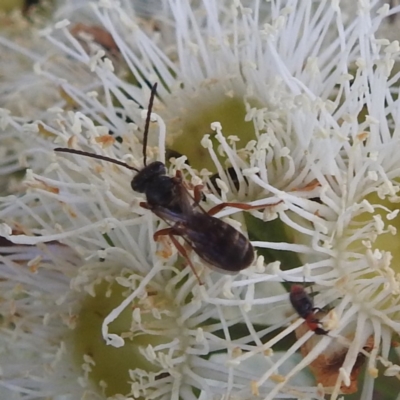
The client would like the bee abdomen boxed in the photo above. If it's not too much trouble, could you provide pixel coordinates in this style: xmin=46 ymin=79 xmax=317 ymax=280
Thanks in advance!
xmin=188 ymin=215 xmax=255 ymax=273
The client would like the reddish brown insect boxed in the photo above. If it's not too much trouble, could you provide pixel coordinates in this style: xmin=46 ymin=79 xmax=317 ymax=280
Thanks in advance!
xmin=289 ymin=284 xmax=328 ymax=335
xmin=55 ymin=83 xmax=282 ymax=283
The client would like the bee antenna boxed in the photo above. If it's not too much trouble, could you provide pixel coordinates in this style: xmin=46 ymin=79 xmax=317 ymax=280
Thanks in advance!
xmin=54 ymin=148 xmax=140 ymax=172
xmin=142 ymin=82 xmax=158 ymax=167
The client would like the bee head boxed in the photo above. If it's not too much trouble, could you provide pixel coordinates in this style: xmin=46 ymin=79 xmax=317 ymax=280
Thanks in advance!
xmin=131 ymin=161 xmax=166 ymax=193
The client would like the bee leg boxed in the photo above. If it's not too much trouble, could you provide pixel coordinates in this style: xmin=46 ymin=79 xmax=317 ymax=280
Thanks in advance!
xmin=153 ymin=227 xmax=174 ymax=240
xmin=173 ymin=170 xmax=205 ymax=206
xmin=193 ymin=184 xmax=205 ymax=205
xmin=168 ymin=235 xmax=204 ymax=285
xmin=153 ymin=228 xmax=204 ymax=285
xmin=173 ymin=170 xmax=184 ymax=182
xmin=139 ymin=201 xmax=152 ymax=210
xmin=206 ymin=200 xmax=283 ymax=216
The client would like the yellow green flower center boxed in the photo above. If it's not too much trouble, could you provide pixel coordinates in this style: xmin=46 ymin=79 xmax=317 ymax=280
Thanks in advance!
xmin=71 ymin=281 xmax=168 ymax=398
xmin=348 ymin=192 xmax=400 ymax=273
xmin=166 ymin=95 xmax=256 ymax=172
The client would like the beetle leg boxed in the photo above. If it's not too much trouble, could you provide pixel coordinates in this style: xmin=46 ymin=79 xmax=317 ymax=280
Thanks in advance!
xmin=305 ymin=314 xmax=329 ymax=335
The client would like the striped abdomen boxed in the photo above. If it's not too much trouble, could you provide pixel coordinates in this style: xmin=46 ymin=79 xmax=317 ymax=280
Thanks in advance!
xmin=181 ymin=213 xmax=255 ymax=273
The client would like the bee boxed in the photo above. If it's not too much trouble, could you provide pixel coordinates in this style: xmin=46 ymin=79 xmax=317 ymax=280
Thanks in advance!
xmin=289 ymin=284 xmax=328 ymax=335
xmin=55 ymin=83 xmax=281 ymax=283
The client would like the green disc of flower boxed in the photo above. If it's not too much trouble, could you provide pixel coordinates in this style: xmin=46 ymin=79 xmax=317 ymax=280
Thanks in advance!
xmin=246 ymin=213 xmax=303 ymax=270
xmin=71 ymin=281 xmax=166 ymax=398
xmin=167 ymin=96 xmax=255 ymax=172
xmin=349 ymin=191 xmax=400 ymax=275
xmin=0 ymin=0 xmax=24 ymax=12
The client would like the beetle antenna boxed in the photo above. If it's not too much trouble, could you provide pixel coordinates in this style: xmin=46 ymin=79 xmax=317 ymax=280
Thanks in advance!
xmin=142 ymin=82 xmax=158 ymax=167
xmin=54 ymin=148 xmax=140 ymax=172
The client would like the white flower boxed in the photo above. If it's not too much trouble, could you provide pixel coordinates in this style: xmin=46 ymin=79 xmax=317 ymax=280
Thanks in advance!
xmin=0 ymin=239 xmax=86 ymax=399
xmin=1 ymin=0 xmax=400 ymax=399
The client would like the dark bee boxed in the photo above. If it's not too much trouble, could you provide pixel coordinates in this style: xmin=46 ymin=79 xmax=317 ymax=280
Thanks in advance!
xmin=289 ymin=284 xmax=328 ymax=335
xmin=55 ymin=83 xmax=281 ymax=282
